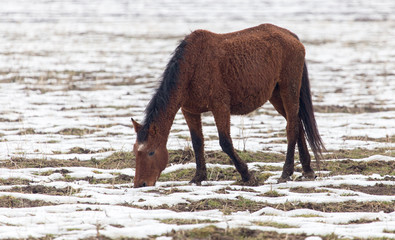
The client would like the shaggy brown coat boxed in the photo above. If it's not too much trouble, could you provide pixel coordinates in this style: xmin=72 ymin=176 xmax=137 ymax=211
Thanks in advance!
xmin=132 ymin=24 xmax=325 ymax=187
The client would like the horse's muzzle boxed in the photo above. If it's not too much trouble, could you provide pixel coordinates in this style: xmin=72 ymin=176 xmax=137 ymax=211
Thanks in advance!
xmin=134 ymin=180 xmax=156 ymax=188
xmin=134 ymin=181 xmax=146 ymax=188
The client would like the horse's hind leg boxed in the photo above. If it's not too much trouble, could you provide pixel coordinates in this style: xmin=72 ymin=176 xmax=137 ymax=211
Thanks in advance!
xmin=280 ymin=91 xmax=298 ymax=182
xmin=297 ymin=123 xmax=316 ymax=180
xmin=182 ymin=109 xmax=207 ymax=185
xmin=269 ymin=88 xmax=294 ymax=182
xmin=269 ymin=80 xmax=304 ymax=182
xmin=212 ymin=108 xmax=254 ymax=184
xmin=270 ymin=87 xmax=315 ymax=181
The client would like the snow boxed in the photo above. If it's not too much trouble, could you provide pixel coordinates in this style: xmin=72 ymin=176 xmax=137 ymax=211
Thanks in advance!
xmin=0 ymin=0 xmax=394 ymax=239
xmin=0 ymin=165 xmax=394 ymax=238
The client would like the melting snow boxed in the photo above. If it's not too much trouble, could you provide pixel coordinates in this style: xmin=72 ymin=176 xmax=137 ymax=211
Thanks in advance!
xmin=0 ymin=0 xmax=394 ymax=239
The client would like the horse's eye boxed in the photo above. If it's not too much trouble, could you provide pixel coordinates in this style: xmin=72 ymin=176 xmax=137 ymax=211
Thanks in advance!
xmin=148 ymin=151 xmax=155 ymax=156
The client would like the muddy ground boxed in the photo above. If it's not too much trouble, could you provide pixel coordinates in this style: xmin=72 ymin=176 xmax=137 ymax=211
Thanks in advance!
xmin=0 ymin=0 xmax=394 ymax=239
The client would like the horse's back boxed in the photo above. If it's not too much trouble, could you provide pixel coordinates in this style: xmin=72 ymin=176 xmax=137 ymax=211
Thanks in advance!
xmin=182 ymin=24 xmax=305 ymax=115
xmin=217 ymin=24 xmax=304 ymax=59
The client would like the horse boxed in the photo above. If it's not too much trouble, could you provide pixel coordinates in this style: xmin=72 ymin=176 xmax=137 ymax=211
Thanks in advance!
xmin=131 ymin=23 xmax=325 ymax=188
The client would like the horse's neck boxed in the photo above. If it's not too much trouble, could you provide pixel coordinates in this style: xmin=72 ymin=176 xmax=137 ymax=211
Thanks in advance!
xmin=151 ymin=94 xmax=181 ymax=144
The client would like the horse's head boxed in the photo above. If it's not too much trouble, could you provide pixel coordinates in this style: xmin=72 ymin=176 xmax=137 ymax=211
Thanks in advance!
xmin=132 ymin=118 xmax=168 ymax=188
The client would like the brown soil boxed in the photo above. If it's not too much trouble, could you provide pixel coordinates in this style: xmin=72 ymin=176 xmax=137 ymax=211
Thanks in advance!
xmin=321 ymin=159 xmax=395 ymax=176
xmin=314 ymin=105 xmax=395 ymax=114
xmin=2 ymin=185 xmax=80 ymax=196
xmin=165 ymin=226 xmax=308 ymax=240
xmin=140 ymin=199 xmax=395 ymax=214
xmin=289 ymin=187 xmax=331 ymax=193
xmin=0 ymin=196 xmax=56 ymax=208
xmin=326 ymin=183 xmax=395 ymax=196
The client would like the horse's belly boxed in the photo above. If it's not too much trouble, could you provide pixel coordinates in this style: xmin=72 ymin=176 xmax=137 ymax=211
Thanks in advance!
xmin=230 ymin=94 xmax=268 ymax=115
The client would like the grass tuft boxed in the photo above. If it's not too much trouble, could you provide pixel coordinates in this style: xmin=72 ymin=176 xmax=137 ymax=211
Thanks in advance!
xmin=253 ymin=221 xmax=298 ymax=228
xmin=57 ymin=128 xmax=96 ymax=136
xmin=0 ymin=196 xmax=56 ymax=208
xmin=162 ymin=225 xmax=309 ymax=240
xmin=159 ymin=218 xmax=219 ymax=225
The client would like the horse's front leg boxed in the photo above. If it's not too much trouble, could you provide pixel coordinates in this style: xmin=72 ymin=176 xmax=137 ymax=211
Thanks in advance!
xmin=212 ymin=107 xmax=256 ymax=185
xmin=182 ymin=109 xmax=207 ymax=185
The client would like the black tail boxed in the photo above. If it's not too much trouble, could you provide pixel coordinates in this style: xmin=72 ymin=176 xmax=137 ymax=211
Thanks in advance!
xmin=299 ymin=62 xmax=326 ymax=162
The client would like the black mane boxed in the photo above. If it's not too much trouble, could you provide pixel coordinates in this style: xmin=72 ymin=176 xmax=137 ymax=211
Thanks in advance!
xmin=137 ymin=39 xmax=187 ymax=142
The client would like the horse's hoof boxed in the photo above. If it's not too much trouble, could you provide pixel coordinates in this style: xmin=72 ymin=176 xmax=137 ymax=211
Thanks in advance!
xmin=190 ymin=180 xmax=202 ymax=186
xmin=295 ymin=172 xmax=317 ymax=181
xmin=277 ymin=176 xmax=292 ymax=183
xmin=245 ymin=173 xmax=259 ymax=186
xmin=236 ymin=171 xmax=259 ymax=186
xmin=302 ymin=171 xmax=317 ymax=180
xmin=189 ymin=174 xmax=206 ymax=186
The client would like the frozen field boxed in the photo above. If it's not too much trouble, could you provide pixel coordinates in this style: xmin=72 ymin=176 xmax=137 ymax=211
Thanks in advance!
xmin=0 ymin=0 xmax=394 ymax=239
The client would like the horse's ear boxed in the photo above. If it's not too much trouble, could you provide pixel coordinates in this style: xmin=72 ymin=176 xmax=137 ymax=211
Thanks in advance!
xmin=131 ymin=118 xmax=142 ymax=133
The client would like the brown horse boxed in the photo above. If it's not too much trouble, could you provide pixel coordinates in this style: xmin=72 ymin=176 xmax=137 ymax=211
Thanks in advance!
xmin=131 ymin=23 xmax=325 ymax=188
